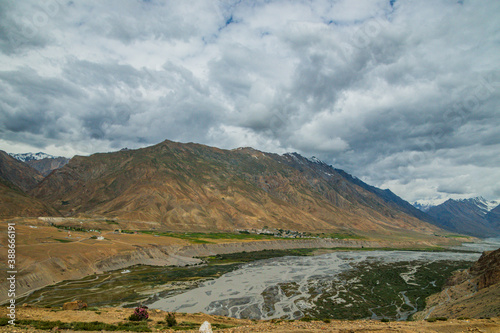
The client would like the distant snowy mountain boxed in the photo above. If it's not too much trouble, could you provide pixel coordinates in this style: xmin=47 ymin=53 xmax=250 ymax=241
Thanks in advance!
xmin=412 ymin=202 xmax=433 ymax=213
xmin=426 ymin=196 xmax=500 ymax=237
xmin=462 ymin=196 xmax=499 ymax=214
xmin=9 ymin=152 xmax=57 ymax=162
xmin=9 ymin=152 xmax=70 ymax=176
xmin=414 ymin=197 xmax=498 ymax=214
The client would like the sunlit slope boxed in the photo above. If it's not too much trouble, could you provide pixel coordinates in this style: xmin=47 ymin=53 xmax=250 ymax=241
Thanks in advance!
xmin=31 ymin=140 xmax=440 ymax=234
xmin=0 ymin=179 xmax=59 ymax=218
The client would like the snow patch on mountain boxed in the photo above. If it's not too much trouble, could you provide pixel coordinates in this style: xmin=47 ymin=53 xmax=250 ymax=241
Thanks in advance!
xmin=307 ymin=156 xmax=322 ymax=164
xmin=9 ymin=152 xmax=59 ymax=162
xmin=458 ymin=197 xmax=499 ymax=214
xmin=414 ymin=196 xmax=499 ymax=214
xmin=412 ymin=202 xmax=433 ymax=213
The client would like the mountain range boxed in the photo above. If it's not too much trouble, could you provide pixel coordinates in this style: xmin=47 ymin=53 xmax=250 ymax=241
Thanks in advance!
xmin=9 ymin=152 xmax=70 ymax=176
xmin=9 ymin=152 xmax=57 ymax=162
xmin=0 ymin=140 xmax=438 ymax=237
xmin=423 ymin=197 xmax=500 ymax=238
xmin=1 ymin=140 xmax=499 ymax=237
xmin=0 ymin=151 xmax=60 ymax=218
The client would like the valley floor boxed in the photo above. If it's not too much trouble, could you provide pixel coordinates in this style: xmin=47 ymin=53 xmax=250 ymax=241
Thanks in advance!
xmin=0 ymin=307 xmax=499 ymax=333
xmin=0 ymin=217 xmax=466 ymax=306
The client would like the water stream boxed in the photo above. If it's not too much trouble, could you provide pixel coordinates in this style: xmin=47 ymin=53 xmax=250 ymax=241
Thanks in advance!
xmin=150 ymin=250 xmax=483 ymax=320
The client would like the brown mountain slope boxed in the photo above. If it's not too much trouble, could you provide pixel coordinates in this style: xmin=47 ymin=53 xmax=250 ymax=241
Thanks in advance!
xmin=27 ymin=156 xmax=70 ymax=176
xmin=31 ymin=140 xmax=440 ymax=235
xmin=0 ymin=150 xmax=44 ymax=191
xmin=414 ymin=248 xmax=500 ymax=319
xmin=0 ymin=178 xmax=59 ymax=218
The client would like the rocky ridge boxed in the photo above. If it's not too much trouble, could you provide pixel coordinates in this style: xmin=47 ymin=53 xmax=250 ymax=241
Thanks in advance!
xmin=414 ymin=248 xmax=500 ymax=319
xmin=29 ymin=140 xmax=440 ymax=236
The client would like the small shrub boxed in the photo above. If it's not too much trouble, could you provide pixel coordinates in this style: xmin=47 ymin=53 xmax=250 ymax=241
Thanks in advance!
xmin=173 ymin=321 xmax=198 ymax=330
xmin=300 ymin=316 xmax=313 ymax=322
xmin=381 ymin=318 xmax=390 ymax=322
xmin=212 ymin=323 xmax=235 ymax=329
xmin=19 ymin=319 xmax=62 ymax=330
xmin=322 ymin=318 xmax=331 ymax=323
xmin=165 ymin=312 xmax=177 ymax=327
xmin=129 ymin=306 xmax=149 ymax=321
xmin=426 ymin=317 xmax=447 ymax=322
xmin=71 ymin=321 xmax=109 ymax=331
xmin=0 ymin=318 xmax=10 ymax=326
xmin=117 ymin=322 xmax=152 ymax=332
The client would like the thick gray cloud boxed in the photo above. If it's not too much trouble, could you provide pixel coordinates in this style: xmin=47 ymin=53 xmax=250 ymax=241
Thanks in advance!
xmin=0 ymin=0 xmax=499 ymax=205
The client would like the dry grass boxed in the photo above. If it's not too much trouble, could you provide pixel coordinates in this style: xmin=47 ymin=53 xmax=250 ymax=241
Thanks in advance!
xmin=0 ymin=307 xmax=499 ymax=332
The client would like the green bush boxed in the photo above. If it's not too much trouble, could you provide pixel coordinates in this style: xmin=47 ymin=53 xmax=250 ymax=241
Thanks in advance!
xmin=85 ymin=306 xmax=100 ymax=311
xmin=166 ymin=312 xmax=177 ymax=327
xmin=426 ymin=317 xmax=447 ymax=322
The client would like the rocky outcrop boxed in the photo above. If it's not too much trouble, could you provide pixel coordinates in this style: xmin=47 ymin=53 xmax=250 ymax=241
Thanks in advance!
xmin=199 ymin=321 xmax=213 ymax=332
xmin=62 ymin=300 xmax=87 ymax=310
xmin=470 ymin=249 xmax=500 ymax=289
xmin=414 ymin=248 xmax=500 ymax=319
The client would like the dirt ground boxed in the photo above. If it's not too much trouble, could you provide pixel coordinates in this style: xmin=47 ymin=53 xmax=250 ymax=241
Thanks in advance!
xmin=1 ymin=307 xmax=499 ymax=333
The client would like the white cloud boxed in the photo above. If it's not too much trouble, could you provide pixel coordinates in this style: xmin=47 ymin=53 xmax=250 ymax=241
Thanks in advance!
xmin=0 ymin=0 xmax=499 ymax=203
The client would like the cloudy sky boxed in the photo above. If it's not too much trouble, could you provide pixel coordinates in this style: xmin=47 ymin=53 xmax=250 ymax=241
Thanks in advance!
xmin=0 ymin=0 xmax=499 ymax=205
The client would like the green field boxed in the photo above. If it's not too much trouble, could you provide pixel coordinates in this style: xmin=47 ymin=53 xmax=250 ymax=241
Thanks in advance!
xmin=137 ymin=231 xmax=279 ymax=243
xmin=298 ymin=260 xmax=472 ymax=320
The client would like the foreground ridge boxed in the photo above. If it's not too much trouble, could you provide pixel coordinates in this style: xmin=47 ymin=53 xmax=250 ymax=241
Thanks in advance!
xmin=1 ymin=306 xmax=499 ymax=332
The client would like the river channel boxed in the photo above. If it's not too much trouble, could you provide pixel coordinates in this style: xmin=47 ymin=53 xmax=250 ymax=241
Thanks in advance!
xmin=150 ymin=249 xmax=485 ymax=320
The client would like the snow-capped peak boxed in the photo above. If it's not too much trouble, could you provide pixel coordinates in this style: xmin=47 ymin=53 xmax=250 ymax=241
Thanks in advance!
xmin=461 ymin=196 xmax=499 ymax=213
xmin=9 ymin=152 xmax=57 ymax=162
xmin=307 ymin=156 xmax=327 ymax=165
xmin=413 ymin=202 xmax=430 ymax=212
xmin=414 ymin=196 xmax=499 ymax=214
